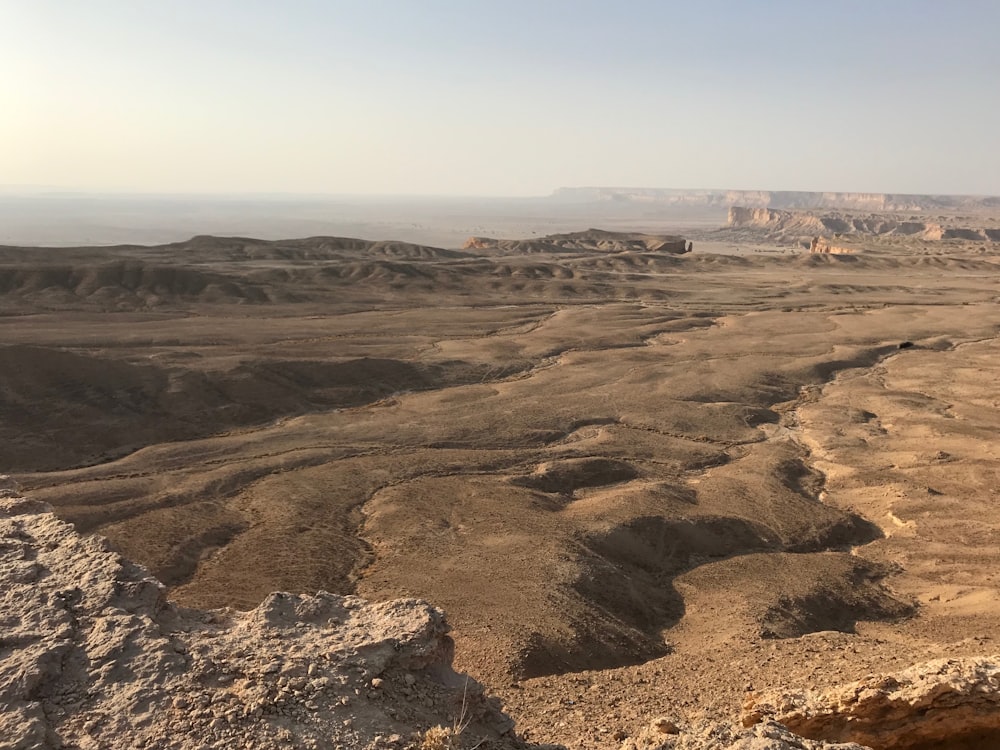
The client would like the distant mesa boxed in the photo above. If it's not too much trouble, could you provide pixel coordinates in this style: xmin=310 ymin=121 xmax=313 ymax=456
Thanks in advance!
xmin=463 ymin=229 xmax=691 ymax=255
xmin=554 ymin=187 xmax=1000 ymax=212
xmin=727 ymin=206 xmax=1000 ymax=245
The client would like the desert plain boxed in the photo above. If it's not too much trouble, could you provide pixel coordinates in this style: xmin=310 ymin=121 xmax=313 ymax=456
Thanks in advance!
xmin=4 ymin=191 xmax=1000 ymax=749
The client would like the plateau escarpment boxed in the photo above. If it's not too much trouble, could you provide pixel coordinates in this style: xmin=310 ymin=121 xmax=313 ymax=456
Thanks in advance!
xmin=726 ymin=206 xmax=1000 ymax=248
xmin=553 ymin=187 xmax=1000 ymax=213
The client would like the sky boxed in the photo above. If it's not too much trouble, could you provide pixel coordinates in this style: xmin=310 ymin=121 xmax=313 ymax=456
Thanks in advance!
xmin=3 ymin=0 xmax=999 ymax=197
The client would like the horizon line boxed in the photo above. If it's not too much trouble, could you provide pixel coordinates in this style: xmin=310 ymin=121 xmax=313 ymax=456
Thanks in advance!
xmin=2 ymin=186 xmax=999 ymax=200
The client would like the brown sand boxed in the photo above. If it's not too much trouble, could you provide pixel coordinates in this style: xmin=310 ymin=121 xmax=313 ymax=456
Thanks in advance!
xmin=4 ymin=230 xmax=1000 ymax=747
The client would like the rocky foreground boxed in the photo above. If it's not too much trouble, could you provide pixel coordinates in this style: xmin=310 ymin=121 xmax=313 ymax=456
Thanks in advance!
xmin=3 ymin=474 xmax=1000 ymax=750
xmin=0 ymin=476 xmax=519 ymax=750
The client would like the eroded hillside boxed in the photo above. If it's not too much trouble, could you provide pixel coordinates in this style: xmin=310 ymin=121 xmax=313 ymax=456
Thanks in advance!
xmin=5 ymin=231 xmax=1000 ymax=748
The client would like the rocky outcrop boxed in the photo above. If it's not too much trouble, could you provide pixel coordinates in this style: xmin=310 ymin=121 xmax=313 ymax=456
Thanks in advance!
xmin=621 ymin=718 xmax=869 ymax=749
xmin=728 ymin=207 xmax=827 ymax=234
xmin=726 ymin=207 xmax=999 ymax=244
xmin=0 ymin=477 xmax=523 ymax=750
xmin=743 ymin=657 xmax=1000 ymax=749
xmin=463 ymin=230 xmax=690 ymax=255
xmin=463 ymin=236 xmax=500 ymax=250
xmin=809 ymin=237 xmax=857 ymax=255
xmin=8 ymin=476 xmax=1000 ymax=750
xmin=728 ymin=206 xmax=783 ymax=227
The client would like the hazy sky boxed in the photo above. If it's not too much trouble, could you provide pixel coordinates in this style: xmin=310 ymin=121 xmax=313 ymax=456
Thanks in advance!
xmin=3 ymin=1 xmax=999 ymax=196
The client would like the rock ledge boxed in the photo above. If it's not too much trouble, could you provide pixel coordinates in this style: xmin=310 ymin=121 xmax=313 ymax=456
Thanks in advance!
xmin=0 ymin=477 xmax=518 ymax=750
xmin=743 ymin=656 xmax=1000 ymax=749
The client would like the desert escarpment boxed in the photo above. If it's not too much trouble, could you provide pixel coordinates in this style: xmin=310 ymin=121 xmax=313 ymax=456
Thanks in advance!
xmin=7 ymin=228 xmax=1000 ymax=748
xmin=726 ymin=206 xmax=1000 ymax=245
xmin=554 ymin=188 xmax=1000 ymax=212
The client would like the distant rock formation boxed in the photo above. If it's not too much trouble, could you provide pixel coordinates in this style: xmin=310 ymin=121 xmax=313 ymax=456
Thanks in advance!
xmin=728 ymin=207 xmax=807 ymax=230
xmin=553 ymin=188 xmax=1000 ymax=213
xmin=462 ymin=229 xmax=690 ymax=255
xmin=809 ymin=237 xmax=856 ymax=255
xmin=463 ymin=236 xmax=500 ymax=250
xmin=727 ymin=206 xmax=1000 ymax=244
xmin=0 ymin=479 xmax=523 ymax=750
xmin=743 ymin=656 xmax=1000 ymax=749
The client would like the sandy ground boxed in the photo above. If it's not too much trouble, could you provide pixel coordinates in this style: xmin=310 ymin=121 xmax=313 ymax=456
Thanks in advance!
xmin=4 ymin=229 xmax=1000 ymax=747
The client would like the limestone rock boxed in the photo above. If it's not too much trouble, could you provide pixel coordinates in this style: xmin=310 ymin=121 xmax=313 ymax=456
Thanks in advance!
xmin=743 ymin=656 xmax=1000 ymax=749
xmin=621 ymin=719 xmax=870 ymax=750
xmin=0 ymin=480 xmax=525 ymax=750
xmin=551 ymin=187 xmax=956 ymax=211
xmin=809 ymin=237 xmax=856 ymax=255
xmin=726 ymin=206 xmax=998 ymax=245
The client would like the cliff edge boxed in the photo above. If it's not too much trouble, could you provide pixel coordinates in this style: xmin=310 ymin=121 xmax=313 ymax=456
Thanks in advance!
xmin=0 ymin=476 xmax=520 ymax=750
xmin=553 ymin=188 xmax=1000 ymax=213
xmin=726 ymin=207 xmax=1000 ymax=244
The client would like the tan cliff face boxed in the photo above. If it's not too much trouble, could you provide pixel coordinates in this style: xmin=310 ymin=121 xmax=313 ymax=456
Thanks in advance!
xmin=552 ymin=188 xmax=999 ymax=212
xmin=743 ymin=657 xmax=1000 ymax=749
xmin=809 ymin=237 xmax=857 ymax=255
xmin=728 ymin=207 xmax=792 ymax=227
xmin=727 ymin=206 xmax=769 ymax=226
xmin=726 ymin=206 xmax=1000 ymax=244
xmin=719 ymin=192 xmax=905 ymax=211
xmin=727 ymin=207 xmax=828 ymax=234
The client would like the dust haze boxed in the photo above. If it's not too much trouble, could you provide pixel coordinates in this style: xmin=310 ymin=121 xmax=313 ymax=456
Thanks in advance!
xmin=0 ymin=191 xmax=727 ymax=249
